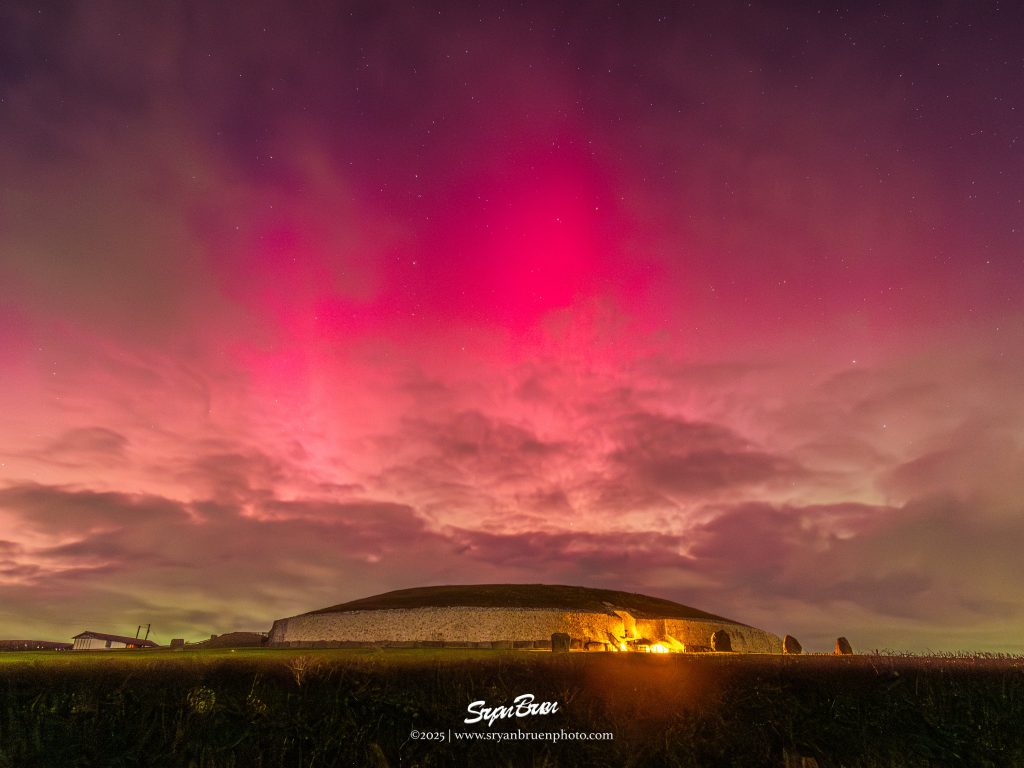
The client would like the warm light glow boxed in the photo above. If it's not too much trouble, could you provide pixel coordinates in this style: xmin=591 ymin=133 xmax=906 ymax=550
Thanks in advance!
xmin=649 ymin=643 xmax=670 ymax=653
xmin=620 ymin=642 xmax=628 ymax=652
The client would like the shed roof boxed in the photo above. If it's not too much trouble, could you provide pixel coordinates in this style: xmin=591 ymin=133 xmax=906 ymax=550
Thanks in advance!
xmin=72 ymin=631 xmax=158 ymax=647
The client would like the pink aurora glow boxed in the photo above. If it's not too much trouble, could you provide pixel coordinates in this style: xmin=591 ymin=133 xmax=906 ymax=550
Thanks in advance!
xmin=0 ymin=1 xmax=1023 ymax=651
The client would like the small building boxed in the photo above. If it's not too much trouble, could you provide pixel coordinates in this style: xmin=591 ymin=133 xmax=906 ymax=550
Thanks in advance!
xmin=71 ymin=631 xmax=159 ymax=650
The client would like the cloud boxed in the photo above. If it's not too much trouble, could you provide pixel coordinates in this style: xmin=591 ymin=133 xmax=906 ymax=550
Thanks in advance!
xmin=435 ymin=488 xmax=1024 ymax=650
xmin=373 ymin=409 xmax=578 ymax=524
xmin=0 ymin=483 xmax=186 ymax=535
xmin=0 ymin=481 xmax=460 ymax=639
xmin=36 ymin=426 xmax=129 ymax=466
xmin=880 ymin=421 xmax=1024 ymax=508
xmin=0 ymin=540 xmax=23 ymax=555
xmin=405 ymin=410 xmax=569 ymax=475
xmin=448 ymin=526 xmax=694 ymax=576
xmin=674 ymin=493 xmax=1024 ymax=650
xmin=602 ymin=411 xmax=803 ymax=503
xmin=512 ymin=488 xmax=576 ymax=518
xmin=177 ymin=447 xmax=289 ymax=504
xmin=368 ymin=381 xmax=810 ymax=529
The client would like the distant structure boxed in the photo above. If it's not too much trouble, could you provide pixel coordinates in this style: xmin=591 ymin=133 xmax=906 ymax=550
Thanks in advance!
xmin=0 ymin=640 xmax=73 ymax=651
xmin=269 ymin=584 xmax=783 ymax=653
xmin=71 ymin=631 xmax=159 ymax=650
xmin=191 ymin=632 xmax=268 ymax=649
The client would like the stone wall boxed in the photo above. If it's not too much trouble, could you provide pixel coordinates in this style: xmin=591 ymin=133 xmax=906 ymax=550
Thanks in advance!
xmin=269 ymin=606 xmax=781 ymax=653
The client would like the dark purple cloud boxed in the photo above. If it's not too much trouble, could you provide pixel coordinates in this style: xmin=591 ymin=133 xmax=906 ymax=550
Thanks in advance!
xmin=606 ymin=412 xmax=803 ymax=498
xmin=35 ymin=427 xmax=129 ymax=467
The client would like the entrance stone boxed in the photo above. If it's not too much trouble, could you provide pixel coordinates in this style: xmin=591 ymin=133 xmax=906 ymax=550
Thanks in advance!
xmin=710 ymin=629 xmax=732 ymax=652
xmin=551 ymin=632 xmax=571 ymax=653
xmin=782 ymin=635 xmax=802 ymax=654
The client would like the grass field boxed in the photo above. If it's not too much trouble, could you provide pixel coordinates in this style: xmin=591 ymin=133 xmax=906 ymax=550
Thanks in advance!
xmin=1 ymin=647 xmax=1022 ymax=767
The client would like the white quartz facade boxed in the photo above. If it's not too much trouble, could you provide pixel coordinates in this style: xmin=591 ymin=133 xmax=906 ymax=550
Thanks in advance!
xmin=269 ymin=606 xmax=781 ymax=653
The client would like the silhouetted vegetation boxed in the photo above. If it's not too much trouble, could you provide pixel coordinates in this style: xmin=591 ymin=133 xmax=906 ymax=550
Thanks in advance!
xmin=1 ymin=648 xmax=1022 ymax=767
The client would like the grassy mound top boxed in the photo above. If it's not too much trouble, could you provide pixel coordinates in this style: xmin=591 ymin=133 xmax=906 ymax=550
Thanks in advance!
xmin=309 ymin=584 xmax=739 ymax=622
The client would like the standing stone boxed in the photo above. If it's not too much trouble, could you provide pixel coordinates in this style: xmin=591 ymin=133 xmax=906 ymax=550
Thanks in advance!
xmin=782 ymin=635 xmax=802 ymax=655
xmin=710 ymin=629 xmax=732 ymax=652
xmin=551 ymin=632 xmax=571 ymax=653
xmin=834 ymin=636 xmax=853 ymax=655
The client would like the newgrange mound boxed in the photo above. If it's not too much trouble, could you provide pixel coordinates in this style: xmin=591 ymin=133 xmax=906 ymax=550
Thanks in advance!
xmin=269 ymin=584 xmax=782 ymax=653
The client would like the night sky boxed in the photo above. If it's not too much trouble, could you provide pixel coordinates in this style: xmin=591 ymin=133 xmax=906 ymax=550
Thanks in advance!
xmin=1 ymin=1 xmax=1023 ymax=651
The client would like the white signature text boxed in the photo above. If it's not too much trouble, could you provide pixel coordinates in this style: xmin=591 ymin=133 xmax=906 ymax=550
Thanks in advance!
xmin=464 ymin=693 xmax=560 ymax=727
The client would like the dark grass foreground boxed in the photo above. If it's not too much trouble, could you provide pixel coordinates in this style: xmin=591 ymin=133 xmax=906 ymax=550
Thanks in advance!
xmin=1 ymin=649 xmax=1023 ymax=767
